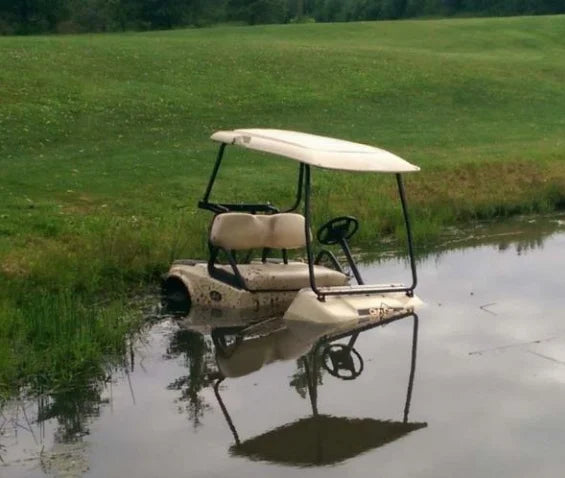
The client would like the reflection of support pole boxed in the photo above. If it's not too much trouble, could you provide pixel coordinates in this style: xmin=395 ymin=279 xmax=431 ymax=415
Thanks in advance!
xmin=303 ymin=352 xmax=323 ymax=465
xmin=129 ymin=339 xmax=135 ymax=373
xmin=403 ymin=314 xmax=419 ymax=424
xmin=303 ymin=354 xmax=318 ymax=418
xmin=213 ymin=378 xmax=240 ymax=446
xmin=346 ymin=332 xmax=359 ymax=349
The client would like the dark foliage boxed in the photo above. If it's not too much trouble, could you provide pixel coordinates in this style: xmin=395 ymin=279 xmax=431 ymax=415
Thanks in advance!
xmin=1 ymin=0 xmax=564 ymax=34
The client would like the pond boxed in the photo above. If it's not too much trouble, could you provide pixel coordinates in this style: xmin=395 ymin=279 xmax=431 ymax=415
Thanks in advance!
xmin=2 ymin=215 xmax=565 ymax=477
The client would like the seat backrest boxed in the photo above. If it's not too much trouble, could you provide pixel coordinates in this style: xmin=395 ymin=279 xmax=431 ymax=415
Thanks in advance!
xmin=210 ymin=213 xmax=307 ymax=251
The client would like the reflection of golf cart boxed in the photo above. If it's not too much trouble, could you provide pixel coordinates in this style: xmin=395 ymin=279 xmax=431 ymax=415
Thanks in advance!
xmin=211 ymin=312 xmax=426 ymax=466
xmin=163 ymin=129 xmax=421 ymax=325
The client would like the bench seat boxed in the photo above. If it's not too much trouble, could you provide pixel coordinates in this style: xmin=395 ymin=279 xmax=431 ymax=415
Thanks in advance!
xmin=215 ymin=262 xmax=348 ymax=291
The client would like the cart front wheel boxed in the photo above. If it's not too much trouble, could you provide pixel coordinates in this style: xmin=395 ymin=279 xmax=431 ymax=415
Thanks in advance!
xmin=161 ymin=276 xmax=191 ymax=315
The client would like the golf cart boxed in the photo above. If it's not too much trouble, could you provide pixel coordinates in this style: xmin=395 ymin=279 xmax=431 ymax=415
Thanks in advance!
xmin=163 ymin=129 xmax=421 ymax=326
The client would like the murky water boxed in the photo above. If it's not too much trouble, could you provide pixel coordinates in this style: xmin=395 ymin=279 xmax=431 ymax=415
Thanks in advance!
xmin=3 ymin=215 xmax=565 ymax=477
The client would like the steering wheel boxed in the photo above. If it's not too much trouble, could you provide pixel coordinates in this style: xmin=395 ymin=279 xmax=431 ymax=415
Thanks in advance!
xmin=321 ymin=344 xmax=364 ymax=380
xmin=317 ymin=216 xmax=359 ymax=245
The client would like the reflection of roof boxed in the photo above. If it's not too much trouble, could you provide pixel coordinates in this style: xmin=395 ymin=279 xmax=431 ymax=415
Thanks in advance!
xmin=211 ymin=129 xmax=420 ymax=173
xmin=230 ymin=415 xmax=427 ymax=466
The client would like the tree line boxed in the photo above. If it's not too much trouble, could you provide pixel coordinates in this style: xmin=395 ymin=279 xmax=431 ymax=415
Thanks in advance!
xmin=1 ymin=0 xmax=564 ymax=34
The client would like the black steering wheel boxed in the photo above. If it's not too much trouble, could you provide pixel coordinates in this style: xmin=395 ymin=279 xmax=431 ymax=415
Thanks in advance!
xmin=317 ymin=216 xmax=359 ymax=245
xmin=321 ymin=344 xmax=364 ymax=380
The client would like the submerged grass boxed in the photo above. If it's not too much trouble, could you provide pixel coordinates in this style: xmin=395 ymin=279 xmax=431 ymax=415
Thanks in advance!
xmin=1 ymin=15 xmax=565 ymax=395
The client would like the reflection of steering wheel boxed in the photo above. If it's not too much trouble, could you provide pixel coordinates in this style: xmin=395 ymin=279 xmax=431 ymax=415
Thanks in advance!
xmin=317 ymin=216 xmax=359 ymax=245
xmin=322 ymin=344 xmax=364 ymax=380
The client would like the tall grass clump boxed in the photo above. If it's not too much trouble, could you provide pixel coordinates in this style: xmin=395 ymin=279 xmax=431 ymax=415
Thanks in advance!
xmin=0 ymin=291 xmax=142 ymax=399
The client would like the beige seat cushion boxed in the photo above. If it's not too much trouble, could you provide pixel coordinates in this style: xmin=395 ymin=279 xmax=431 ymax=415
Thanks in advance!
xmin=216 ymin=262 xmax=348 ymax=291
xmin=210 ymin=213 xmax=307 ymax=250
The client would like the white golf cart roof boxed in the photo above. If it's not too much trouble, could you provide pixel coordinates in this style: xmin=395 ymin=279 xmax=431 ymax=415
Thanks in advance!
xmin=211 ymin=129 xmax=419 ymax=173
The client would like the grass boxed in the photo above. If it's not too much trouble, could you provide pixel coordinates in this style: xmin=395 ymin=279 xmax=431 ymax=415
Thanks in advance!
xmin=0 ymin=292 xmax=141 ymax=398
xmin=1 ymin=15 xmax=565 ymax=396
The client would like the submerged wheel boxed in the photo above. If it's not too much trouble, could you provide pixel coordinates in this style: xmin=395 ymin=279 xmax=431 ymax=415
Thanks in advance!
xmin=161 ymin=276 xmax=191 ymax=315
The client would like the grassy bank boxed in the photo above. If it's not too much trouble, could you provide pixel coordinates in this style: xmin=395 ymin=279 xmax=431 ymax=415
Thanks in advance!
xmin=1 ymin=15 xmax=565 ymax=395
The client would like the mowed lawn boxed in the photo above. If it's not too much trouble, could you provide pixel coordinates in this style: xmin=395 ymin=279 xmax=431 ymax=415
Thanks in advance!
xmin=1 ymin=15 xmax=565 ymax=393
xmin=2 ymin=16 xmax=565 ymax=273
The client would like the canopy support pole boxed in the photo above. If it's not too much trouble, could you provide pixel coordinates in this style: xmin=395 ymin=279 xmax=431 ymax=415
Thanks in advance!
xmin=283 ymin=163 xmax=305 ymax=213
xmin=306 ymin=170 xmax=418 ymax=300
xmin=202 ymin=143 xmax=226 ymax=204
xmin=304 ymin=165 xmax=324 ymax=300
xmin=396 ymin=174 xmax=417 ymax=295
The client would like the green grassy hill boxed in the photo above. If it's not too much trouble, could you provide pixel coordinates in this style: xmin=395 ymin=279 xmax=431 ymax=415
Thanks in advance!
xmin=1 ymin=15 xmax=565 ymax=394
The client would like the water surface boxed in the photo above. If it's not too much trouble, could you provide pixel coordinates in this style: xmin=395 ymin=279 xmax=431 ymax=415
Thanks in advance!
xmin=3 ymin=216 xmax=565 ymax=477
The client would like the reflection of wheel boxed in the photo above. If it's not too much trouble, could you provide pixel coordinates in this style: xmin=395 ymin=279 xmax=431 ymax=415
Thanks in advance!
xmin=322 ymin=344 xmax=364 ymax=380
xmin=212 ymin=329 xmax=243 ymax=359
xmin=317 ymin=216 xmax=359 ymax=245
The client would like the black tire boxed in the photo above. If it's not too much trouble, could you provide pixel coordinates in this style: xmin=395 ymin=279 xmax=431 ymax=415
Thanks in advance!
xmin=161 ymin=276 xmax=191 ymax=315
